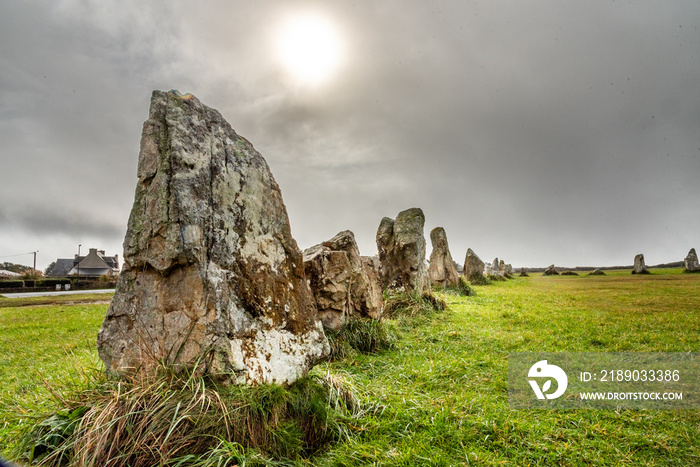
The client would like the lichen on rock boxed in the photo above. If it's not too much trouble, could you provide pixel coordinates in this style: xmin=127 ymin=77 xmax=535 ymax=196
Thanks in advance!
xmin=376 ymin=207 xmax=428 ymax=293
xmin=97 ymin=90 xmax=328 ymax=385
xmin=427 ymin=227 xmax=460 ymax=287
xmin=303 ymin=230 xmax=383 ymax=331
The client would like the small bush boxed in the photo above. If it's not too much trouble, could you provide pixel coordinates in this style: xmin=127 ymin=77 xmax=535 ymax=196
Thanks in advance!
xmin=21 ymin=269 xmax=42 ymax=280
xmin=16 ymin=368 xmax=363 ymax=466
xmin=326 ymin=319 xmax=397 ymax=360
xmin=383 ymin=291 xmax=447 ymax=318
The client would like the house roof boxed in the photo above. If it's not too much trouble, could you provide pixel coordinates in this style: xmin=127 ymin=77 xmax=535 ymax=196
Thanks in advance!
xmin=77 ymin=252 xmax=112 ymax=269
xmin=49 ymin=259 xmax=75 ymax=277
xmin=47 ymin=249 xmax=120 ymax=277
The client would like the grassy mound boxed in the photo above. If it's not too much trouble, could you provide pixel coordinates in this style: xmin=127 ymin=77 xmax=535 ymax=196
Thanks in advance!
xmin=486 ymin=274 xmax=507 ymax=282
xmin=383 ymin=291 xmax=447 ymax=318
xmin=326 ymin=318 xmax=398 ymax=360
xmin=16 ymin=368 xmax=363 ymax=466
xmin=437 ymin=276 xmax=476 ymax=297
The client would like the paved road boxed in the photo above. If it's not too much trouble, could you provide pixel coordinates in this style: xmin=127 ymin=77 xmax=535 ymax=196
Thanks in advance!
xmin=1 ymin=289 xmax=115 ymax=298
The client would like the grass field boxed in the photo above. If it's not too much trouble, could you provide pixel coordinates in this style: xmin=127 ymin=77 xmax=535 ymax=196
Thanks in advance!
xmin=1 ymin=271 xmax=699 ymax=465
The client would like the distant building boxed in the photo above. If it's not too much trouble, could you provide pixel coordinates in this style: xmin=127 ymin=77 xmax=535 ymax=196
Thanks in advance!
xmin=48 ymin=248 xmax=120 ymax=277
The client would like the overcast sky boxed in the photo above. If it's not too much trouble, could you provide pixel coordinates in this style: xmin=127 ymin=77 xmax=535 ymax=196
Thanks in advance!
xmin=1 ymin=1 xmax=699 ymax=271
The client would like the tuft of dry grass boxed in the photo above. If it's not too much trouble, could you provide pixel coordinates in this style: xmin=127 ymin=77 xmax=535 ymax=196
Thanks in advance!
xmin=18 ymin=366 xmax=362 ymax=466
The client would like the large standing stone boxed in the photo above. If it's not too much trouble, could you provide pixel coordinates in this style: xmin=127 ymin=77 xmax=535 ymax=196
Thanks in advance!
xmin=464 ymin=248 xmax=486 ymax=283
xmin=543 ymin=264 xmax=559 ymax=276
xmin=427 ymin=227 xmax=460 ymax=287
xmin=684 ymin=248 xmax=700 ymax=272
xmin=376 ymin=207 xmax=428 ymax=293
xmin=97 ymin=90 xmax=328 ymax=385
xmin=632 ymin=254 xmax=649 ymax=274
xmin=303 ymin=231 xmax=383 ymax=331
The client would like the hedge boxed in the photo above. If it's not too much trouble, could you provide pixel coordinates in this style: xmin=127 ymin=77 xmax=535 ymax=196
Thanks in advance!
xmin=0 ymin=280 xmax=25 ymax=289
xmin=36 ymin=278 xmax=72 ymax=287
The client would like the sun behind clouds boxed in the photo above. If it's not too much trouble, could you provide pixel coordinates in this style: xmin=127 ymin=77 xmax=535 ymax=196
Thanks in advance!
xmin=276 ymin=13 xmax=343 ymax=85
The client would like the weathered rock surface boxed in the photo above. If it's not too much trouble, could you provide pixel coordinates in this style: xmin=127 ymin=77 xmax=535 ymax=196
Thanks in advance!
xmin=684 ymin=248 xmax=700 ymax=272
xmin=503 ymin=263 xmax=513 ymax=277
xmin=427 ymin=227 xmax=460 ymax=287
xmin=361 ymin=256 xmax=383 ymax=298
xmin=376 ymin=207 xmax=428 ymax=293
xmin=303 ymin=231 xmax=383 ymax=331
xmin=519 ymin=267 xmax=529 ymax=277
xmin=97 ymin=90 xmax=328 ymax=385
xmin=543 ymin=264 xmax=559 ymax=276
xmin=588 ymin=268 xmax=606 ymax=276
xmin=464 ymin=248 xmax=486 ymax=283
xmin=632 ymin=254 xmax=649 ymax=274
xmin=490 ymin=258 xmax=501 ymax=276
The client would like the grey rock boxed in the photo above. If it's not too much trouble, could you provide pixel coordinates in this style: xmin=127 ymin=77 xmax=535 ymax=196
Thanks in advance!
xmin=504 ymin=263 xmax=513 ymax=277
xmin=303 ymin=231 xmax=383 ymax=331
xmin=427 ymin=227 xmax=460 ymax=287
xmin=376 ymin=207 xmax=428 ymax=293
xmin=543 ymin=264 xmax=559 ymax=276
xmin=519 ymin=267 xmax=529 ymax=277
xmin=491 ymin=257 xmax=501 ymax=276
xmin=632 ymin=254 xmax=649 ymax=274
xmin=588 ymin=268 xmax=606 ymax=276
xmin=464 ymin=248 xmax=486 ymax=283
xmin=684 ymin=248 xmax=700 ymax=272
xmin=97 ymin=90 xmax=328 ymax=385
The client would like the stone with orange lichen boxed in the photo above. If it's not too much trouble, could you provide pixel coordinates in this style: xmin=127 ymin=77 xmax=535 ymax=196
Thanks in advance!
xmin=97 ymin=90 xmax=328 ymax=385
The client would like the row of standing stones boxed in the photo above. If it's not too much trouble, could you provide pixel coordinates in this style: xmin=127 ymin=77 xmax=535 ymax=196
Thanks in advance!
xmin=97 ymin=91 xmax=504 ymax=387
xmin=97 ymin=91 xmax=696 ymax=387
xmin=542 ymin=249 xmax=700 ymax=276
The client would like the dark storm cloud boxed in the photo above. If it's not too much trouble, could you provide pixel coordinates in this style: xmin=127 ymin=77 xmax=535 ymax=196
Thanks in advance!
xmin=1 ymin=1 xmax=699 ymax=268
xmin=0 ymin=205 xmax=124 ymax=240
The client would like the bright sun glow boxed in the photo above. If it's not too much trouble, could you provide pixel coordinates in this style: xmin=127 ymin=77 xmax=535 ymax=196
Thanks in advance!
xmin=277 ymin=14 xmax=342 ymax=85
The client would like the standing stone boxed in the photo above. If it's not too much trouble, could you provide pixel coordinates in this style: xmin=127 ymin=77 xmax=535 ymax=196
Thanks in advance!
xmin=97 ymin=90 xmax=328 ymax=385
xmin=684 ymin=248 xmax=700 ymax=272
xmin=361 ymin=256 xmax=383 ymax=299
xmin=376 ymin=207 xmax=428 ymax=293
xmin=303 ymin=231 xmax=383 ymax=331
xmin=504 ymin=264 xmax=513 ymax=277
xmin=464 ymin=248 xmax=486 ymax=283
xmin=491 ymin=258 xmax=501 ymax=276
xmin=588 ymin=268 xmax=606 ymax=276
xmin=543 ymin=264 xmax=558 ymax=276
xmin=427 ymin=227 xmax=460 ymax=287
xmin=519 ymin=267 xmax=529 ymax=277
xmin=632 ymin=254 xmax=649 ymax=274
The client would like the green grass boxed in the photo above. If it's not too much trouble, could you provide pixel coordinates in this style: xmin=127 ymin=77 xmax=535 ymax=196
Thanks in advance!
xmin=0 ymin=293 xmax=114 ymax=308
xmin=2 ymin=271 xmax=700 ymax=465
